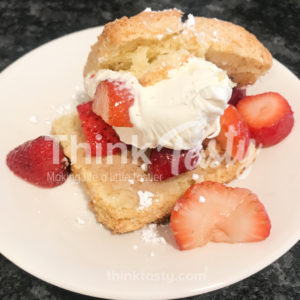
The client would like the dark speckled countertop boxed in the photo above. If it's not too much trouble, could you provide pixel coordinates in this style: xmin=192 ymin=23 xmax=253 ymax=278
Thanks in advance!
xmin=0 ymin=0 xmax=299 ymax=299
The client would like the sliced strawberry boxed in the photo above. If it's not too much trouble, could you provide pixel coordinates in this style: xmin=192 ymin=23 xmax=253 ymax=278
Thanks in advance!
xmin=77 ymin=101 xmax=122 ymax=156
xmin=170 ymin=181 xmax=271 ymax=250
xmin=93 ymin=80 xmax=134 ymax=127
xmin=149 ymin=147 xmax=199 ymax=181
xmin=216 ymin=105 xmax=250 ymax=160
xmin=228 ymin=87 xmax=246 ymax=106
xmin=237 ymin=92 xmax=294 ymax=147
xmin=6 ymin=136 xmax=70 ymax=188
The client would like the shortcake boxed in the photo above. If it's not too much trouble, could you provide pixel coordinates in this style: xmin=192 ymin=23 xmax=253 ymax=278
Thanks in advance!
xmin=52 ymin=9 xmax=274 ymax=233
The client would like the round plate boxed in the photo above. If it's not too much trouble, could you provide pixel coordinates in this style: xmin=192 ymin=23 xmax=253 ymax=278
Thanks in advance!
xmin=0 ymin=27 xmax=299 ymax=300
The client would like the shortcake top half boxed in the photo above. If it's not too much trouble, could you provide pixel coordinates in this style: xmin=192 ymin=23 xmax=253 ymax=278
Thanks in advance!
xmin=84 ymin=9 xmax=272 ymax=87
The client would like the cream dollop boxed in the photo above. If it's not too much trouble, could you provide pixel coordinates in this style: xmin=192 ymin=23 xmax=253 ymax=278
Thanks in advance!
xmin=84 ymin=57 xmax=235 ymax=150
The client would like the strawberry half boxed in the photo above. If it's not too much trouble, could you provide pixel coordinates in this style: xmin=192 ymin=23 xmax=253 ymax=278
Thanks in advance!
xmin=216 ymin=105 xmax=250 ymax=160
xmin=170 ymin=181 xmax=271 ymax=250
xmin=77 ymin=101 xmax=122 ymax=156
xmin=149 ymin=147 xmax=199 ymax=181
xmin=228 ymin=87 xmax=246 ymax=106
xmin=93 ymin=80 xmax=134 ymax=127
xmin=237 ymin=92 xmax=294 ymax=147
xmin=6 ymin=136 xmax=70 ymax=188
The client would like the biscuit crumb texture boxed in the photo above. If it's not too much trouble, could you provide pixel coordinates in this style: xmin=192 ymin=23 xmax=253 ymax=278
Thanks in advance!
xmin=52 ymin=114 xmax=257 ymax=233
xmin=84 ymin=9 xmax=272 ymax=87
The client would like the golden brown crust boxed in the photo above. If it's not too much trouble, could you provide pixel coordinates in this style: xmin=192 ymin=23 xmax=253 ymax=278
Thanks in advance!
xmin=193 ymin=17 xmax=272 ymax=86
xmin=96 ymin=9 xmax=183 ymax=51
xmin=84 ymin=9 xmax=272 ymax=87
xmin=83 ymin=9 xmax=183 ymax=82
xmin=52 ymin=113 xmax=257 ymax=233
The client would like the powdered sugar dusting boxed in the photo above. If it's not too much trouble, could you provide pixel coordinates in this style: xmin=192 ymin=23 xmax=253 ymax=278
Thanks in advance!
xmin=192 ymin=173 xmax=199 ymax=181
xmin=199 ymin=195 xmax=206 ymax=203
xmin=212 ymin=30 xmax=219 ymax=42
xmin=211 ymin=160 xmax=221 ymax=168
xmin=71 ymin=85 xmax=89 ymax=104
xmin=140 ymin=224 xmax=166 ymax=244
xmin=137 ymin=191 xmax=154 ymax=210
xmin=186 ymin=14 xmax=195 ymax=27
xmin=173 ymin=202 xmax=183 ymax=211
xmin=29 ymin=115 xmax=39 ymax=124
xmin=76 ymin=217 xmax=85 ymax=225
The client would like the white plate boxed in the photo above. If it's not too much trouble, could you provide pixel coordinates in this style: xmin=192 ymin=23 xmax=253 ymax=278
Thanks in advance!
xmin=0 ymin=27 xmax=299 ymax=300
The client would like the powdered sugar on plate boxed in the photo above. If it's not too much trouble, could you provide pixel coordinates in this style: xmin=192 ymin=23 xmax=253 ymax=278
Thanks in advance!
xmin=76 ymin=217 xmax=86 ymax=225
xmin=140 ymin=224 xmax=166 ymax=245
xmin=29 ymin=115 xmax=39 ymax=124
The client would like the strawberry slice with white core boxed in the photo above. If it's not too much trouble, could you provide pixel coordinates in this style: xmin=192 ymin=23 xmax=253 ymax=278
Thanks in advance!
xmin=216 ymin=105 xmax=250 ymax=161
xmin=237 ymin=92 xmax=294 ymax=147
xmin=93 ymin=80 xmax=134 ymax=127
xmin=170 ymin=181 xmax=271 ymax=250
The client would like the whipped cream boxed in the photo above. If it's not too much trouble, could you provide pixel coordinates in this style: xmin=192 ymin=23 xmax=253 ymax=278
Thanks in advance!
xmin=84 ymin=57 xmax=234 ymax=150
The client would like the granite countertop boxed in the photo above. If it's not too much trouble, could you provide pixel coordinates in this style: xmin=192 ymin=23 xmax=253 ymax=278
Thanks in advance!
xmin=0 ymin=0 xmax=299 ymax=299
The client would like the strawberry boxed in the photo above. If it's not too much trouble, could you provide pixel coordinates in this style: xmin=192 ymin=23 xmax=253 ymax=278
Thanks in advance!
xmin=216 ymin=105 xmax=250 ymax=160
xmin=93 ymin=80 xmax=134 ymax=127
xmin=228 ymin=87 xmax=246 ymax=106
xmin=170 ymin=181 xmax=271 ymax=250
xmin=6 ymin=136 xmax=70 ymax=188
xmin=149 ymin=147 xmax=199 ymax=181
xmin=237 ymin=92 xmax=294 ymax=147
xmin=77 ymin=101 xmax=122 ymax=156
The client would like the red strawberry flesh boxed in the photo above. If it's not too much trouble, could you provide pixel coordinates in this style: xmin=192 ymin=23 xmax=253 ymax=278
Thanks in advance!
xmin=170 ymin=181 xmax=271 ymax=250
xmin=93 ymin=80 xmax=134 ymax=127
xmin=77 ymin=101 xmax=123 ymax=156
xmin=216 ymin=105 xmax=250 ymax=160
xmin=237 ymin=92 xmax=294 ymax=146
xmin=228 ymin=87 xmax=246 ymax=106
xmin=6 ymin=136 xmax=70 ymax=188
xmin=149 ymin=147 xmax=200 ymax=181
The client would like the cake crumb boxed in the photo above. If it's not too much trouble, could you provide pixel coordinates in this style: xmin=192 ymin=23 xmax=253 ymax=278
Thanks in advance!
xmin=128 ymin=179 xmax=134 ymax=184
